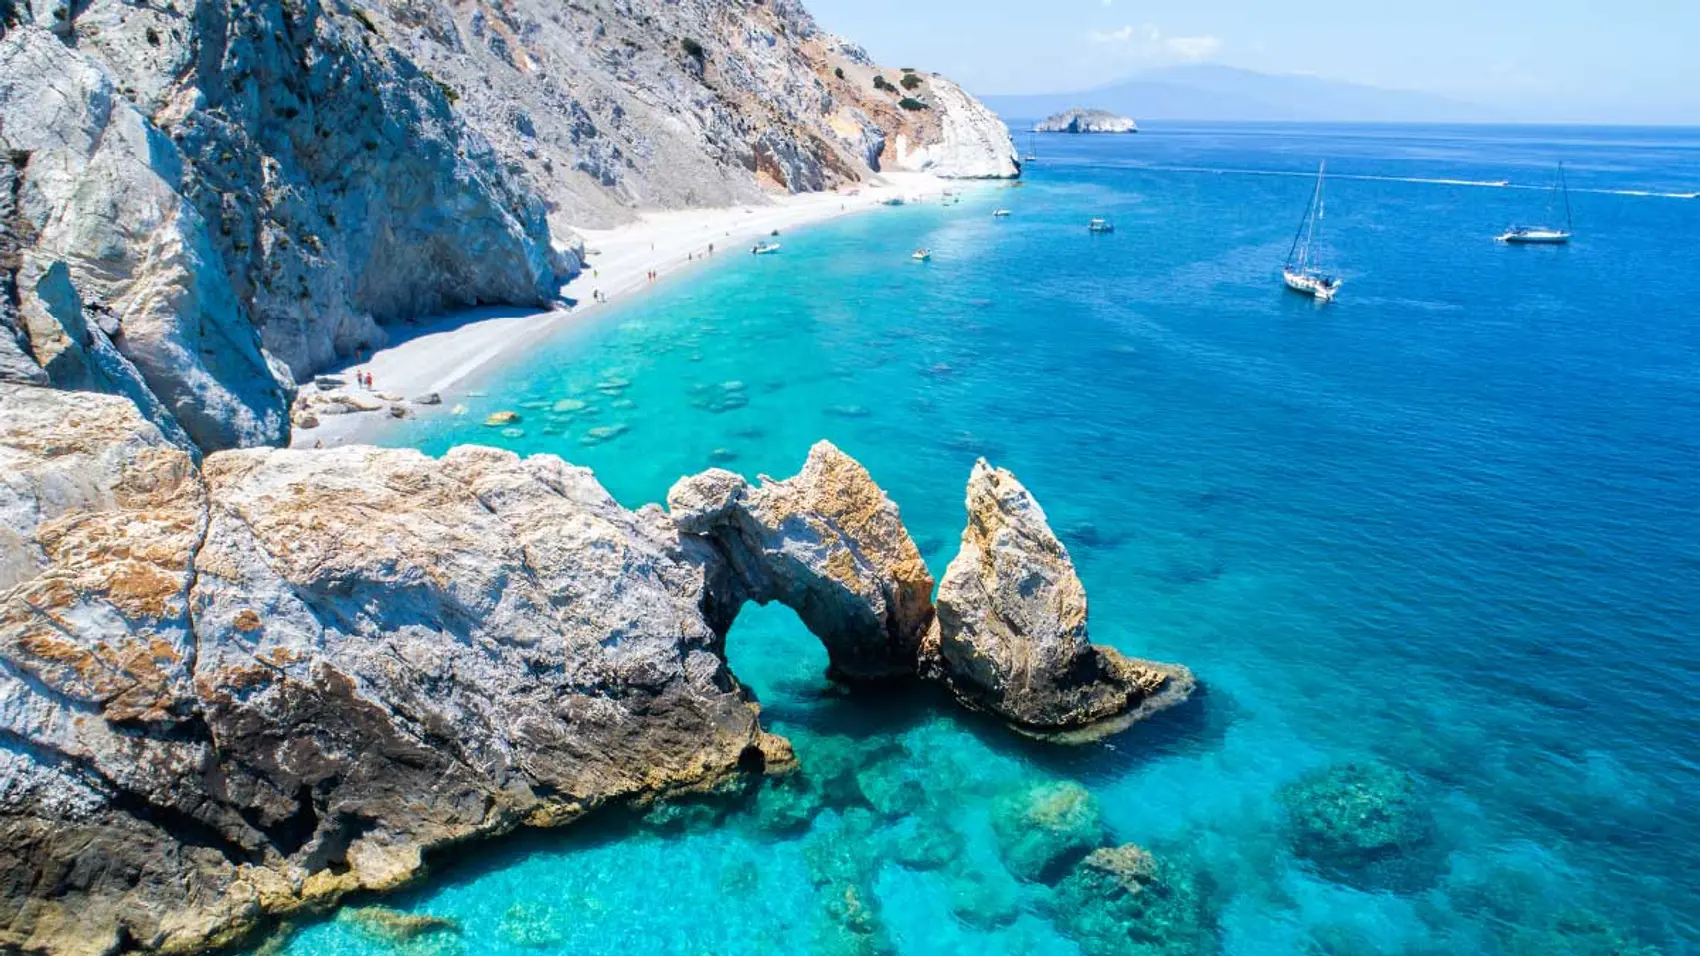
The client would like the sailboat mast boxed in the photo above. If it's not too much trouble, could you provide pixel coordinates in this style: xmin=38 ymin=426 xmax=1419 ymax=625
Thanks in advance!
xmin=1287 ymin=163 xmax=1325 ymax=269
xmin=1559 ymin=161 xmax=1572 ymax=231
xmin=1302 ymin=163 xmax=1325 ymax=270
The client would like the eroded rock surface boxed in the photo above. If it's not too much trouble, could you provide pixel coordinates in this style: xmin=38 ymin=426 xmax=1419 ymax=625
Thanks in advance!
xmin=0 ymin=390 xmax=1194 ymax=952
xmin=927 ymin=460 xmax=1196 ymax=740
xmin=0 ymin=1 xmax=1015 ymax=453
xmin=668 ymin=441 xmax=935 ymax=681
xmin=0 ymin=384 xmax=780 ymax=953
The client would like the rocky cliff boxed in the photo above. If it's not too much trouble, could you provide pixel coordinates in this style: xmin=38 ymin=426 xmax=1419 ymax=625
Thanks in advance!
xmin=0 ymin=0 xmax=1016 ymax=455
xmin=0 ymin=385 xmax=1186 ymax=954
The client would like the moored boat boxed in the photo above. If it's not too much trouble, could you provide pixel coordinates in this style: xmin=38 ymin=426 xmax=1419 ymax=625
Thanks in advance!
xmin=751 ymin=242 xmax=781 ymax=255
xmin=1282 ymin=162 xmax=1341 ymax=302
xmin=912 ymin=249 xmax=932 ymax=262
xmin=1498 ymin=162 xmax=1573 ymax=244
xmin=993 ymin=209 xmax=1011 ymax=217
xmin=1088 ymin=218 xmax=1114 ymax=233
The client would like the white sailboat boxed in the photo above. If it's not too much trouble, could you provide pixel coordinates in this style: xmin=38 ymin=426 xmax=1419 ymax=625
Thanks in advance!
xmin=1282 ymin=162 xmax=1341 ymax=302
xmin=1498 ymin=162 xmax=1573 ymax=244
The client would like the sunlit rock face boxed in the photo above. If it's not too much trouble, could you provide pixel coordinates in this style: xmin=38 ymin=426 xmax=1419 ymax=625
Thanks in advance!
xmin=926 ymin=460 xmax=1196 ymax=741
xmin=0 ymin=391 xmax=1193 ymax=952
xmin=0 ymin=0 xmax=1017 ymax=454
xmin=669 ymin=441 xmax=936 ymax=682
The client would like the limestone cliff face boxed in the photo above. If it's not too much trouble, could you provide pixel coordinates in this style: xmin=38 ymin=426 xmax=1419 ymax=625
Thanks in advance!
xmin=2 ymin=0 xmax=1015 ymax=454
xmin=350 ymin=0 xmax=1019 ymax=228
xmin=0 ymin=388 xmax=1185 ymax=954
xmin=0 ymin=1 xmax=566 ymax=451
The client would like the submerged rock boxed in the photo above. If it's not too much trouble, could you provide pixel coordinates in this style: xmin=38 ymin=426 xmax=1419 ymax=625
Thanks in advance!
xmin=990 ymin=780 xmax=1105 ymax=882
xmin=886 ymin=817 xmax=967 ymax=872
xmin=949 ymin=870 xmax=1024 ymax=929
xmin=1279 ymin=762 xmax=1441 ymax=892
xmin=337 ymin=906 xmax=461 ymax=944
xmin=815 ymin=882 xmax=897 ymax=956
xmin=925 ymin=460 xmax=1196 ymax=741
xmin=498 ymin=903 xmax=569 ymax=949
xmin=1051 ymin=845 xmax=1216 ymax=956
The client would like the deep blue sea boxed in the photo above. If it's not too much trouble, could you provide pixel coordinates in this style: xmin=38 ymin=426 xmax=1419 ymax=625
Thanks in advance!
xmin=269 ymin=123 xmax=1700 ymax=955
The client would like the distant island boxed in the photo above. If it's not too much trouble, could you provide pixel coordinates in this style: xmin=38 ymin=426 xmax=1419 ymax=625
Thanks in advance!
xmin=1034 ymin=108 xmax=1139 ymax=134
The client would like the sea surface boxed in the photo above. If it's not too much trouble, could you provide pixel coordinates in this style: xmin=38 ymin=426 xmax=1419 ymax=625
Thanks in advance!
xmin=268 ymin=123 xmax=1700 ymax=955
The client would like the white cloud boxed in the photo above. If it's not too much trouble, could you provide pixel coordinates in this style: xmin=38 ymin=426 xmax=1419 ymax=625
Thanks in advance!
xmin=1165 ymin=35 xmax=1222 ymax=60
xmin=1088 ymin=25 xmax=1136 ymax=43
xmin=1085 ymin=23 xmax=1222 ymax=61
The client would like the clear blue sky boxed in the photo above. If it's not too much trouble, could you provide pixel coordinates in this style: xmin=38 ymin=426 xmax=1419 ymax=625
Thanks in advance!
xmin=805 ymin=0 xmax=1700 ymax=124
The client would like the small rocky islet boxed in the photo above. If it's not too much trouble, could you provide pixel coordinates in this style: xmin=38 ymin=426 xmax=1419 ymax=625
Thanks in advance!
xmin=1034 ymin=107 xmax=1140 ymax=134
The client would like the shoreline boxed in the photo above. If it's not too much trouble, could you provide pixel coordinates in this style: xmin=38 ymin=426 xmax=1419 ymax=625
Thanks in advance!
xmin=292 ymin=172 xmax=969 ymax=448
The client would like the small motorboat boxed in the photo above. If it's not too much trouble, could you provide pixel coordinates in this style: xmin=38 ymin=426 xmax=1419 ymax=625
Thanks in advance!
xmin=911 ymin=249 xmax=932 ymax=262
xmin=751 ymin=242 xmax=781 ymax=255
xmin=1088 ymin=218 xmax=1114 ymax=234
xmin=992 ymin=209 xmax=1011 ymax=218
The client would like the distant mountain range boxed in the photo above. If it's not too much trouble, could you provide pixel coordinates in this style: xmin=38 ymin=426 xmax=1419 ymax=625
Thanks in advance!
xmin=980 ymin=64 xmax=1497 ymax=124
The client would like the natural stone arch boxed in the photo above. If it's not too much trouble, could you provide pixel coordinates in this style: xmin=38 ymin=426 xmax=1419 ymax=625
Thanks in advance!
xmin=668 ymin=441 xmax=936 ymax=682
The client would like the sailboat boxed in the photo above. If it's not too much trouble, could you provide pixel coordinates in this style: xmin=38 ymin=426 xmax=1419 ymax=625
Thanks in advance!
xmin=1022 ymin=130 xmax=1038 ymax=163
xmin=1498 ymin=163 xmax=1573 ymax=244
xmin=1282 ymin=162 xmax=1341 ymax=302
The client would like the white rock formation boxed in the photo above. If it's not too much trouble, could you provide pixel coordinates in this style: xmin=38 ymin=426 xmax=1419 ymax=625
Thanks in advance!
xmin=1035 ymin=108 xmax=1140 ymax=134
xmin=891 ymin=76 xmax=1023 ymax=178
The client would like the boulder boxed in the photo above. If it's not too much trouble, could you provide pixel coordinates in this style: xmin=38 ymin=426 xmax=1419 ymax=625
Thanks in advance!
xmin=1278 ymin=761 xmax=1441 ymax=892
xmin=926 ymin=460 xmax=1195 ymax=740
xmin=990 ymin=780 xmax=1104 ymax=882
xmin=1051 ymin=844 xmax=1216 ymax=956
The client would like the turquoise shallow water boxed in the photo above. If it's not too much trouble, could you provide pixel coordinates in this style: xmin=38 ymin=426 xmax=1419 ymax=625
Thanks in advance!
xmin=272 ymin=124 xmax=1699 ymax=955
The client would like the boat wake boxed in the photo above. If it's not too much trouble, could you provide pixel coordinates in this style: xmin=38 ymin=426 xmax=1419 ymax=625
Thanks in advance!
xmin=1119 ymin=163 xmax=1699 ymax=199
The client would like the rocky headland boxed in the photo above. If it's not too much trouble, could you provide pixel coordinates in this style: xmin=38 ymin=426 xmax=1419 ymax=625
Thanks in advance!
xmin=0 ymin=383 xmax=1192 ymax=953
xmin=0 ymin=0 xmax=1017 ymax=457
xmin=1035 ymin=108 xmax=1140 ymax=134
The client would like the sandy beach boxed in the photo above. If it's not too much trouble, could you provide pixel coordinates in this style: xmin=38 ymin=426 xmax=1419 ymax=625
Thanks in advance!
xmin=294 ymin=172 xmax=964 ymax=448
